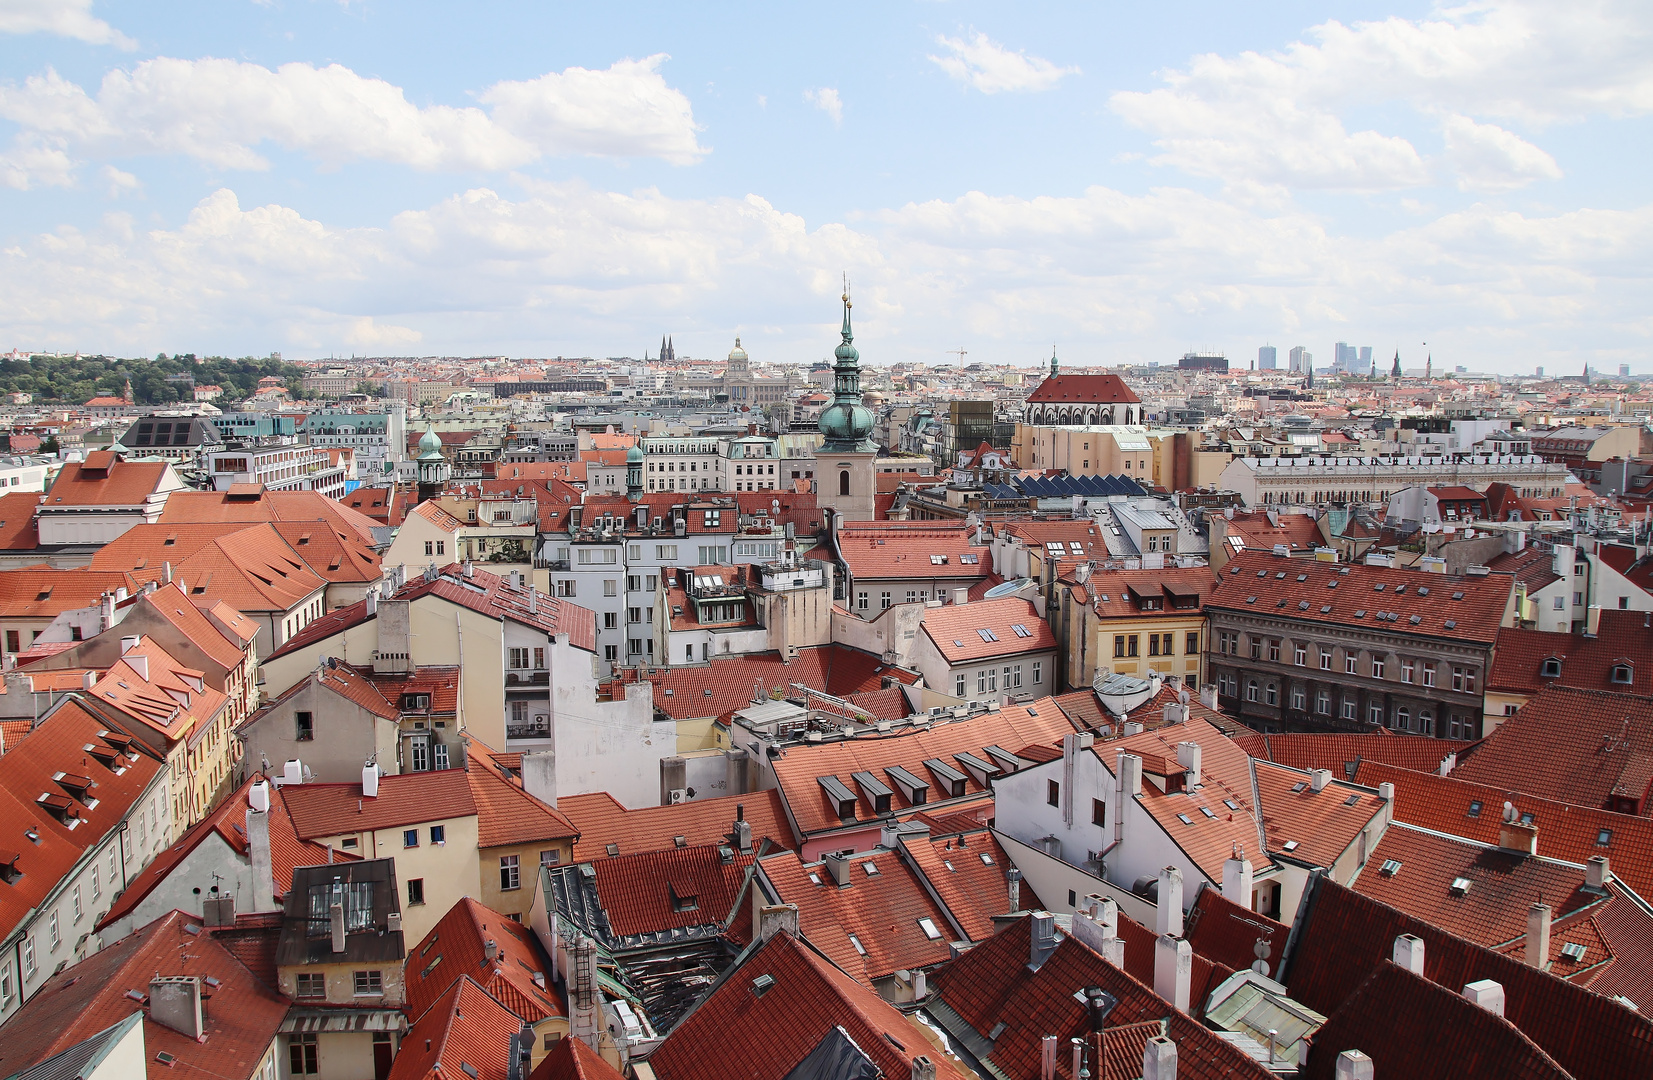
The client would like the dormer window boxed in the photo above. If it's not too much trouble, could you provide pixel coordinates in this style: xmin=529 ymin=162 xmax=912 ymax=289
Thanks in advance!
xmin=1612 ymin=663 xmax=1634 ymax=685
xmin=1540 ymin=657 xmax=1562 ymax=678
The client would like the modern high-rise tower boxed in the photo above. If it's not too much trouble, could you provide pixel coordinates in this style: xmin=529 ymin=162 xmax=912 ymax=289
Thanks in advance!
xmin=1258 ymin=345 xmax=1277 ymax=370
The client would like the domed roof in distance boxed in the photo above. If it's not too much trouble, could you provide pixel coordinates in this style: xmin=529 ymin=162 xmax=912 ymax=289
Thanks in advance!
xmin=417 ymin=426 xmax=444 ymax=459
xmin=728 ymin=337 xmax=748 ymax=362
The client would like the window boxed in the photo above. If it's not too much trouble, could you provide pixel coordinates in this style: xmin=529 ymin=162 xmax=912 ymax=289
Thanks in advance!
xmin=1422 ymin=663 xmax=1436 ymax=688
xmin=1114 ymin=635 xmax=1127 ymax=658
xmin=918 ymin=917 xmax=943 ymax=940
xmin=1402 ymin=659 xmax=1415 ymax=683
xmin=72 ymin=884 xmax=82 ymax=920
xmin=1251 ymin=637 xmax=1262 ymax=660
xmin=1372 ymin=658 xmax=1385 ymax=679
xmin=1127 ymin=635 xmax=1139 ymax=657
xmin=955 ymin=674 xmax=966 ymax=697
xmin=1554 ymin=596 xmax=1567 ymax=610
xmin=407 ymin=879 xmax=425 ymax=905
xmin=424 ymin=541 xmax=434 ymax=555
xmin=881 ymin=591 xmax=892 ymax=609
xmin=508 ymin=647 xmax=529 ymax=669
xmin=1291 ymin=685 xmax=1306 ymax=710
xmin=435 ymin=541 xmax=444 ymax=556
xmin=91 ymin=864 xmax=99 ymax=898
xmin=353 ymin=969 xmax=383 ymax=996
xmin=604 ymin=580 xmax=618 ymax=597
xmin=431 ymin=825 xmax=445 ymax=844
xmin=22 ymin=936 xmax=34 ymax=976
xmin=290 ymin=1033 xmax=319 ymax=1075
xmin=541 ymin=849 xmax=561 ymax=867
xmin=1246 ymin=679 xmax=1259 ymax=702
xmin=1149 ymin=635 xmax=1160 ymax=657
xmin=556 ymin=580 xmax=576 ymax=597
xmin=857 ymin=591 xmax=868 ymax=610
xmin=295 ymin=711 xmax=313 ymax=741
xmin=295 ymin=972 xmax=325 ymax=998
xmin=1269 ymin=640 xmax=1281 ymax=663
xmin=604 ymin=644 xmax=619 ymax=662
xmin=1047 ymin=780 xmax=1061 ymax=807
xmin=1092 ymin=799 xmax=1106 ymax=826
xmin=500 ymin=855 xmax=521 ymax=891
xmin=1345 ymin=653 xmax=1358 ymax=675
xmin=1033 ymin=661 xmax=1042 ymax=684
xmin=839 ymin=470 xmax=851 ymax=496
xmin=404 ymin=829 xmax=419 ymax=848
xmin=1294 ymin=643 xmax=1307 ymax=666
xmin=1397 ymin=707 xmax=1411 ymax=731
xmin=1369 ymin=701 xmax=1384 ymax=724
xmin=1613 ymin=664 xmax=1634 ymax=685
xmin=0 ymin=963 xmax=11 ymax=1006
xmin=1342 ymin=697 xmax=1357 ymax=720
xmin=1320 ymin=649 xmax=1332 ymax=671
xmin=603 ymin=612 xmax=618 ymax=629
xmin=1265 ymin=683 xmax=1278 ymax=706
xmin=1187 ymin=632 xmax=1199 ymax=655
xmin=1316 ymin=689 xmax=1331 ymax=715
xmin=48 ymin=913 xmax=58 ymax=949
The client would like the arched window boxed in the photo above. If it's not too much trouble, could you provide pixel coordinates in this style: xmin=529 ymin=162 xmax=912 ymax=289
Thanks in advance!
xmin=1246 ymin=679 xmax=1259 ymax=702
xmin=839 ymin=470 xmax=851 ymax=496
xmin=1396 ymin=707 xmax=1410 ymax=731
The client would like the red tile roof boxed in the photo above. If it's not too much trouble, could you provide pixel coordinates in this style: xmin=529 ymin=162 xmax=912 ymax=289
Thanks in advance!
xmin=1074 ymin=567 xmax=1215 ymax=621
xmin=1184 ymin=885 xmax=1290 ymax=979
xmin=1219 ymin=511 xmax=1324 ymax=554
xmin=592 ymin=844 xmax=753 ymax=938
xmin=619 ymin=644 xmax=915 ymax=725
xmin=919 ymin=597 xmax=1056 ymax=663
xmin=389 ymin=975 xmax=525 ymax=1080
xmin=771 ymin=699 xmax=1077 ymax=838
xmin=1284 ymin=877 xmax=1653 ymax=1080
xmin=833 ymin=522 xmax=993 ymax=582
xmin=647 ymin=931 xmax=974 ymax=1080
xmin=1452 ymin=686 xmax=1653 ymax=813
xmin=1025 ymin=373 xmax=1141 ymax=404
xmin=282 ymin=768 xmax=477 ymax=838
xmin=0 ymin=718 xmax=31 ymax=750
xmin=405 ymin=897 xmax=562 ymax=1026
xmin=1302 ymin=960 xmax=1570 ymax=1080
xmin=159 ymin=488 xmax=382 ymax=546
xmin=1241 ymin=730 xmax=1473 ymax=778
xmin=41 ymin=458 xmax=174 ymax=508
xmin=528 ymin=1036 xmax=625 ymax=1080
xmin=1210 ymin=550 xmax=1512 ymax=645
xmin=560 ymin=789 xmax=791 ymax=861
xmin=0 ymin=490 xmax=41 ymax=549
xmin=465 ymin=738 xmax=580 ymax=848
xmin=0 ymin=568 xmax=140 ymax=618
xmin=1254 ymin=760 xmax=1387 ymax=868
xmin=900 ymin=828 xmax=1039 ymax=941
xmin=0 ymin=911 xmax=289 ymax=1080
xmin=1488 ymin=612 xmax=1653 ymax=696
xmin=1486 ymin=546 xmax=1563 ymax=593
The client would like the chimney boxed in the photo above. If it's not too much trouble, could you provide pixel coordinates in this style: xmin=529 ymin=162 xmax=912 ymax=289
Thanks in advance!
xmin=1155 ymin=866 xmax=1183 ymax=937
xmin=1587 ymin=855 xmax=1611 ymax=889
xmin=1117 ymin=753 xmax=1143 ymax=797
xmin=248 ymin=781 xmax=270 ymax=814
xmin=1123 ymin=721 xmax=1144 ymax=737
xmin=823 ymin=852 xmax=851 ymax=887
xmin=361 ymin=762 xmax=379 ymax=798
xmin=1526 ymin=903 xmax=1552 ymax=969
xmin=1378 ymin=782 xmax=1395 ymax=802
xmin=527 ymin=589 xmax=538 ymax=615
xmin=1199 ymin=683 xmax=1219 ymax=711
xmin=733 ymin=818 xmax=753 ymax=854
xmin=1310 ymin=768 xmax=1332 ymax=792
xmin=148 ymin=976 xmax=204 ymax=1040
xmin=1223 ymin=849 xmax=1253 ymax=907
xmin=1176 ymin=742 xmax=1202 ymax=786
xmin=1007 ymin=868 xmax=1022 ymax=914
xmin=1154 ymin=935 xmax=1192 ymax=1013
xmin=522 ymin=750 xmax=557 ymax=807
xmin=1462 ymin=979 xmax=1505 ymax=1017
xmin=202 ymin=895 xmax=235 ymax=927
xmin=1040 ymin=1035 xmax=1059 ymax=1080
xmin=330 ymin=900 xmax=346 ymax=953
xmin=758 ymin=903 xmax=800 ymax=943
xmin=120 ymin=635 xmax=141 ymax=655
xmin=1072 ymin=895 xmax=1125 ymax=968
xmin=1393 ymin=933 xmax=1425 ymax=975
xmin=245 ymin=807 xmax=276 ymax=913
xmin=911 ymin=1058 xmax=937 ymax=1080
xmin=1497 ymin=820 xmax=1538 ymax=856
xmin=1029 ymin=911 xmax=1057 ymax=970
xmin=365 ymin=589 xmax=378 ymax=617
xmin=163 ymin=561 xmax=173 ymax=585
xmin=484 ymin=939 xmax=499 ymax=962
xmin=952 ymin=587 xmax=968 ymax=605
xmin=1141 ymin=1035 xmax=1178 ymax=1080
xmin=1586 ymin=604 xmax=1602 ymax=637
xmin=1335 ymin=1050 xmax=1375 ymax=1080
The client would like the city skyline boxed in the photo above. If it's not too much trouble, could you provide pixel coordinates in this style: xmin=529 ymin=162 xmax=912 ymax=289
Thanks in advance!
xmin=1 ymin=1 xmax=1649 ymax=372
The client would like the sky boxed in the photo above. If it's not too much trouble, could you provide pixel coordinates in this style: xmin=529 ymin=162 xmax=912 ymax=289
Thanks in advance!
xmin=0 ymin=1 xmax=1650 ymax=372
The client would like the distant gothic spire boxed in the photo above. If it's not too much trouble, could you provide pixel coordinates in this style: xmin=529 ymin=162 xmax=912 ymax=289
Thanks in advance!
xmin=1391 ymin=350 xmax=1401 ymax=379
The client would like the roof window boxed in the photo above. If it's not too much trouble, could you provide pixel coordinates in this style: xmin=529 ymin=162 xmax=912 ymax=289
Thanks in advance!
xmin=1452 ymin=591 xmax=1465 ymax=600
xmin=1560 ymin=942 xmax=1589 ymax=963
xmin=1612 ymin=663 xmax=1634 ymax=685
xmin=848 ymin=934 xmax=866 ymax=956
xmin=1290 ymin=781 xmax=1308 ymax=793
xmin=977 ymin=628 xmax=999 ymax=643
xmin=1320 ymin=605 xmax=1332 ymax=614
xmin=1344 ymin=794 xmax=1361 ymax=806
xmin=1449 ymin=877 xmax=1472 ymax=896
xmin=1596 ymin=829 xmax=1612 ymax=846
xmin=1011 ymin=624 xmax=1032 ymax=638
xmin=1379 ymin=859 xmax=1402 ymax=877
xmin=861 ymin=860 xmax=880 ymax=877
xmin=918 ymin=917 xmax=943 ymax=940
xmin=1541 ymin=658 xmax=1562 ymax=678
xmin=1418 ymin=587 xmax=1430 ymax=596
xmin=1444 ymin=620 xmax=1457 ymax=630
xmin=1373 ymin=583 xmax=1385 ymax=592
xmin=1175 ymin=814 xmax=1192 ymax=825
xmin=979 ymin=852 xmax=994 ymax=866
xmin=1354 ymin=610 xmax=1366 ymax=618
xmin=1467 ymin=801 xmax=1483 ymax=817
xmin=1282 ymin=840 xmax=1299 ymax=852
xmin=1198 ymin=806 xmax=1216 ymax=819
xmin=1223 ymin=799 xmax=1240 ymax=811
xmin=808 ymin=872 xmax=823 ymax=885
xmin=604 ymin=843 xmax=619 ymax=856
xmin=1297 ymin=574 xmax=1307 ymax=582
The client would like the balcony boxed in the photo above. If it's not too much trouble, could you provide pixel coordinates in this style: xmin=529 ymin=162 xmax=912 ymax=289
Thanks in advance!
xmin=505 ymin=670 xmax=550 ymax=688
xmin=506 ymin=721 xmax=550 ymax=740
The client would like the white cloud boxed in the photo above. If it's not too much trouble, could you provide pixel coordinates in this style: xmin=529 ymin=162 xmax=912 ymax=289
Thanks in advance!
xmin=803 ymin=87 xmax=842 ymax=125
xmin=929 ymin=31 xmax=1078 ymax=94
xmin=0 ymin=54 xmax=705 ymax=186
xmin=1110 ymin=0 xmax=1653 ymax=191
xmin=0 ymin=0 xmax=134 ymax=49
xmin=1 ymin=181 xmax=1648 ymax=372
xmin=99 ymin=163 xmax=138 ymax=196
xmin=0 ymin=134 xmax=76 ymax=190
xmin=1441 ymin=114 xmax=1563 ymax=191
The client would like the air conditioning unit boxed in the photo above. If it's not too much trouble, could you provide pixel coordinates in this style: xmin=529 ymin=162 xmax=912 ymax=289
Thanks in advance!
xmin=928 ymin=706 xmax=944 ymax=717
xmin=668 ymin=788 xmax=687 ymax=804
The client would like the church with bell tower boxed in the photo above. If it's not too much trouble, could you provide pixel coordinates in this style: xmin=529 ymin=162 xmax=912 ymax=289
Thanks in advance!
xmin=816 ymin=283 xmax=878 ymax=522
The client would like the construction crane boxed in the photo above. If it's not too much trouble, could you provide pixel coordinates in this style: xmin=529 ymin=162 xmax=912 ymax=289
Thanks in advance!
xmin=948 ymin=347 xmax=967 ymax=370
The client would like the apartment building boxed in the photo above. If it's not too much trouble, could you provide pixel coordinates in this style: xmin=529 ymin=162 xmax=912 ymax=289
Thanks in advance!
xmin=34 ymin=451 xmax=186 ymax=546
xmin=1219 ymin=454 xmax=1568 ymax=507
xmin=298 ymin=407 xmax=408 ymax=476
xmin=1054 ymin=565 xmax=1211 ymax=693
xmin=1204 ymin=551 xmax=1513 ymax=739
xmin=207 ymin=440 xmax=348 ymax=498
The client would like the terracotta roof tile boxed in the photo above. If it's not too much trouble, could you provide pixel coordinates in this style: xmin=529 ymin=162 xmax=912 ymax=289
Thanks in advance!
xmin=905 ymin=828 xmax=1039 ymax=941
xmin=1025 ymin=373 xmax=1141 ymax=404
xmin=919 ymin=597 xmax=1057 ymax=663
xmin=834 ymin=522 xmax=992 ymax=582
xmin=1210 ymin=550 xmax=1512 ymax=645
xmin=0 ymin=490 xmax=41 ymax=549
xmin=1184 ymin=885 xmax=1290 ymax=978
xmin=560 ymin=789 xmax=791 ymax=861
xmin=0 ymin=911 xmax=289 ymax=1080
xmin=1254 ymin=760 xmax=1387 ymax=867
xmin=528 ymin=1035 xmax=625 ymax=1080
xmin=283 ymin=768 xmax=476 ymax=839
xmin=592 ymin=844 xmax=753 ymax=938
xmin=0 ymin=568 xmax=141 ymax=618
xmin=159 ymin=488 xmax=382 ymax=546
xmin=621 ymin=644 xmax=914 ymax=725
xmin=405 ymin=897 xmax=562 ymax=1026
xmin=41 ymin=458 xmax=174 ymax=508
xmin=647 ymin=932 xmax=974 ymax=1080
xmin=1490 ymin=613 xmax=1653 ymax=696
xmin=389 ymin=975 xmax=524 ymax=1080
xmin=1452 ymin=686 xmax=1653 ymax=813
xmin=1244 ymin=730 xmax=1473 ymax=778
xmin=464 ymin=739 xmax=578 ymax=848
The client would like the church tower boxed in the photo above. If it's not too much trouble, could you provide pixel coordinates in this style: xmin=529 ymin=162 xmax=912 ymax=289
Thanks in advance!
xmin=1391 ymin=350 xmax=1402 ymax=381
xmin=816 ymin=284 xmax=878 ymax=522
xmin=415 ymin=426 xmax=449 ymax=503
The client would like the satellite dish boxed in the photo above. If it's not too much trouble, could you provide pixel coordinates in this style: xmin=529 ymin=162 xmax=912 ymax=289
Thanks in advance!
xmin=1178 ymin=689 xmax=1190 ymax=705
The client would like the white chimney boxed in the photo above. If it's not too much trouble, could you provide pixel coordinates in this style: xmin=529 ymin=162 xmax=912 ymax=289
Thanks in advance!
xmin=1587 ymin=855 xmax=1611 ymax=889
xmin=1223 ymin=851 xmax=1253 ymax=907
xmin=1526 ymin=903 xmax=1552 ymax=969
xmin=1310 ymin=769 xmax=1332 ymax=792
xmin=1335 ymin=1050 xmax=1375 ymax=1080
xmin=1141 ymin=1036 xmax=1177 ymax=1080
xmin=528 ymin=589 xmax=538 ymax=615
xmin=120 ymin=635 xmax=141 ymax=655
xmin=248 ymin=781 xmax=270 ymax=814
xmin=522 ymin=750 xmax=557 ymax=806
xmin=1586 ymin=604 xmax=1602 ymax=636
xmin=246 ymin=807 xmax=276 ymax=913
xmin=1007 ymin=868 xmax=1021 ymax=915
xmin=1462 ymin=979 xmax=1505 ymax=1017
xmin=1393 ymin=933 xmax=1425 ymax=975
xmin=1117 ymin=753 xmax=1143 ymax=797
xmin=1199 ymin=683 xmax=1219 ymax=710
xmin=1154 ymin=935 xmax=1192 ymax=1013
xmin=1123 ymin=721 xmax=1144 ymax=736
xmin=1155 ymin=866 xmax=1183 ymax=937
xmin=361 ymin=762 xmax=379 ymax=798
xmin=1378 ymin=782 xmax=1395 ymax=802
xmin=1040 ymin=1036 xmax=1058 ymax=1080
xmin=330 ymin=900 xmax=346 ymax=953
xmin=1072 ymin=895 xmax=1124 ymax=968
xmin=484 ymin=938 xmax=499 ymax=962
xmin=148 ymin=976 xmax=204 ymax=1040
xmin=1176 ymin=742 xmax=1202 ymax=786
xmin=952 ymin=587 xmax=968 ymax=605
xmin=911 ymin=1057 xmax=937 ymax=1080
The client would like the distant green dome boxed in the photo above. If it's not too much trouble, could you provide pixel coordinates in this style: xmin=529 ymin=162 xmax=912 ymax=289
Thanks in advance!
xmin=819 ymin=289 xmax=876 ymax=452
xmin=417 ymin=426 xmax=444 ymax=460
xmin=626 ymin=442 xmax=643 ymax=463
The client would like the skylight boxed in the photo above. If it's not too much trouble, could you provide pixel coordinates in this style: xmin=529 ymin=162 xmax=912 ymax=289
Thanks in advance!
xmin=848 ymin=933 xmax=866 ymax=955
xmin=979 ymin=853 xmax=994 ymax=866
xmin=1597 ymin=829 xmax=1613 ymax=846
xmin=861 ymin=860 xmax=880 ymax=876
xmin=1012 ymin=624 xmax=1032 ymax=638
xmin=1467 ymin=801 xmax=1482 ymax=818
xmin=1379 ymin=859 xmax=1402 ymax=876
xmin=1561 ymin=942 xmax=1589 ymax=962
xmin=918 ymin=918 xmax=943 ymax=940
xmin=977 ymin=628 xmax=999 ymax=643
xmin=1282 ymin=840 xmax=1299 ymax=852
xmin=1450 ymin=877 xmax=1472 ymax=896
xmin=1223 ymin=799 xmax=1240 ymax=811
xmin=1176 ymin=814 xmax=1192 ymax=825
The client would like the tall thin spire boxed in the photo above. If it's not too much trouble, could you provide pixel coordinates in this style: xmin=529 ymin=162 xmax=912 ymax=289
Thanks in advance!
xmin=1050 ymin=347 xmax=1059 ymax=379
xmin=1391 ymin=350 xmax=1401 ymax=380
